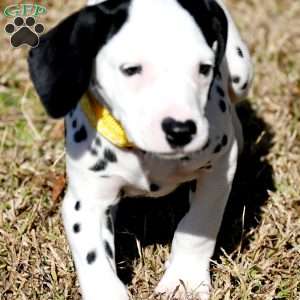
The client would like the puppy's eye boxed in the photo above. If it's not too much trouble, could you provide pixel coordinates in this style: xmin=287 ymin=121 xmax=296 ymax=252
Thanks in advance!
xmin=120 ymin=64 xmax=143 ymax=77
xmin=199 ymin=64 xmax=213 ymax=76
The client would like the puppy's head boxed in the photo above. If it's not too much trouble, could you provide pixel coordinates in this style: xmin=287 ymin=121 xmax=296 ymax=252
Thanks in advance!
xmin=28 ymin=0 xmax=227 ymax=156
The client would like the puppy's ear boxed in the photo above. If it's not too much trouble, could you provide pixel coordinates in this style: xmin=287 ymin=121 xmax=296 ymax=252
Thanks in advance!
xmin=177 ymin=0 xmax=228 ymax=70
xmin=207 ymin=1 xmax=228 ymax=69
xmin=28 ymin=3 xmax=129 ymax=118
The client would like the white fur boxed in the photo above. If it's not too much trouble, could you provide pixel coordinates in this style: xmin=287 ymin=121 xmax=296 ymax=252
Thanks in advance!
xmin=86 ymin=0 xmax=106 ymax=5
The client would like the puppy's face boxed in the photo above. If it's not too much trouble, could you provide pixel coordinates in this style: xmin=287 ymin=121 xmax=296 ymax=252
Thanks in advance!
xmin=28 ymin=0 xmax=227 ymax=156
xmin=95 ymin=0 xmax=215 ymax=155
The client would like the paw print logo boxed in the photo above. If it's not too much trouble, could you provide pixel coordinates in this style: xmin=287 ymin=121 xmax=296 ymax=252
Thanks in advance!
xmin=4 ymin=16 xmax=44 ymax=48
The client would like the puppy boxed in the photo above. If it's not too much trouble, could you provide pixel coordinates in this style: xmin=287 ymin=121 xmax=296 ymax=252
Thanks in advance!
xmin=28 ymin=0 xmax=253 ymax=299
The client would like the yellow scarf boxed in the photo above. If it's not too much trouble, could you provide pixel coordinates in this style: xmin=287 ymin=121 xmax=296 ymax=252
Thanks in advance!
xmin=80 ymin=93 xmax=134 ymax=148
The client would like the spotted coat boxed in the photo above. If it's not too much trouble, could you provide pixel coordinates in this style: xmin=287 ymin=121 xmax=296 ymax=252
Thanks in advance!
xmin=28 ymin=0 xmax=253 ymax=299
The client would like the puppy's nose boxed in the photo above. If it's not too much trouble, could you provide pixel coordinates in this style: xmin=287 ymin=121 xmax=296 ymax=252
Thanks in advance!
xmin=162 ymin=117 xmax=197 ymax=148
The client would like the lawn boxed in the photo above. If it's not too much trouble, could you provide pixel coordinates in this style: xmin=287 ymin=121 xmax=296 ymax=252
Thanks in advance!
xmin=0 ymin=0 xmax=300 ymax=299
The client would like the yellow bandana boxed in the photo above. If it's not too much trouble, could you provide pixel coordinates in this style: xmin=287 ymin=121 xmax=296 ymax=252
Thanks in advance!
xmin=80 ymin=93 xmax=134 ymax=148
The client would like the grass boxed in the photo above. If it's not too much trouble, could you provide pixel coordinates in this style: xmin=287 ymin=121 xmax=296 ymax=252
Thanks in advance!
xmin=1 ymin=0 xmax=300 ymax=299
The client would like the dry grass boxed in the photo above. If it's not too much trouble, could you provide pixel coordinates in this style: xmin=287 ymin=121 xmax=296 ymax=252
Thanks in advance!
xmin=0 ymin=0 xmax=300 ymax=299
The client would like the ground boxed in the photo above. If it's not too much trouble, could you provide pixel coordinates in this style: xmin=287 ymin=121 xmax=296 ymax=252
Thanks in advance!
xmin=0 ymin=0 xmax=300 ymax=299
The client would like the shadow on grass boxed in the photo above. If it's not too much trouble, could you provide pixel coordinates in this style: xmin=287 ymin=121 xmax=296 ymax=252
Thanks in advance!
xmin=115 ymin=100 xmax=275 ymax=284
xmin=214 ymin=101 xmax=275 ymax=256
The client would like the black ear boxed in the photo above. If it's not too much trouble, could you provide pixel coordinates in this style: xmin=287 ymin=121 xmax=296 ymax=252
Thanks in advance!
xmin=28 ymin=2 xmax=130 ymax=118
xmin=207 ymin=1 xmax=228 ymax=69
xmin=177 ymin=0 xmax=228 ymax=70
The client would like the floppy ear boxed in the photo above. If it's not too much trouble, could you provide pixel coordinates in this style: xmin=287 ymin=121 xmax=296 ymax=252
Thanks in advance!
xmin=207 ymin=0 xmax=228 ymax=69
xmin=28 ymin=3 xmax=129 ymax=118
xmin=177 ymin=0 xmax=228 ymax=70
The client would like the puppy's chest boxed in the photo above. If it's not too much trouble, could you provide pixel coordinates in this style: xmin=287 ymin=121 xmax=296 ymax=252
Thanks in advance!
xmin=124 ymin=153 xmax=213 ymax=198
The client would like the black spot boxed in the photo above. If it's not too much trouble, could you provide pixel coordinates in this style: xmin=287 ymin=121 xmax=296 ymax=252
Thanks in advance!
xmin=73 ymin=223 xmax=81 ymax=233
xmin=214 ymin=144 xmax=222 ymax=153
xmin=104 ymin=241 xmax=114 ymax=259
xmin=219 ymin=100 xmax=227 ymax=113
xmin=237 ymin=47 xmax=244 ymax=58
xmin=232 ymin=76 xmax=241 ymax=84
xmin=216 ymin=86 xmax=225 ymax=97
xmin=241 ymin=81 xmax=248 ymax=90
xmin=119 ymin=189 xmax=125 ymax=198
xmin=69 ymin=110 xmax=74 ymax=118
xmin=86 ymin=251 xmax=97 ymax=264
xmin=205 ymin=165 xmax=212 ymax=170
xmin=104 ymin=148 xmax=117 ymax=163
xmin=74 ymin=126 xmax=87 ymax=143
xmin=105 ymin=207 xmax=111 ymax=216
xmin=106 ymin=215 xmax=114 ymax=234
xmin=90 ymin=148 xmax=98 ymax=156
xmin=95 ymin=137 xmax=101 ymax=147
xmin=202 ymin=138 xmax=211 ymax=151
xmin=64 ymin=120 xmax=67 ymax=138
xmin=75 ymin=201 xmax=81 ymax=211
xmin=150 ymin=183 xmax=160 ymax=192
xmin=90 ymin=159 xmax=107 ymax=172
xmin=190 ymin=180 xmax=197 ymax=193
xmin=222 ymin=135 xmax=228 ymax=146
xmin=72 ymin=119 xmax=77 ymax=129
xmin=100 ymin=175 xmax=110 ymax=178
xmin=180 ymin=156 xmax=190 ymax=161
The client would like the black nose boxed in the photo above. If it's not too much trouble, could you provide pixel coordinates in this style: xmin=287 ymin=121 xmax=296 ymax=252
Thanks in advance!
xmin=162 ymin=117 xmax=197 ymax=148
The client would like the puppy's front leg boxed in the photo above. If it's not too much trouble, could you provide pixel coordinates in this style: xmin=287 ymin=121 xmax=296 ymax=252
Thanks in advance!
xmin=62 ymin=176 xmax=128 ymax=300
xmin=156 ymin=140 xmax=238 ymax=300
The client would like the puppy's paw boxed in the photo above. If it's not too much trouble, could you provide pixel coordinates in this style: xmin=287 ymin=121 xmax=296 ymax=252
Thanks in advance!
xmin=155 ymin=259 xmax=211 ymax=300
xmin=82 ymin=277 xmax=129 ymax=300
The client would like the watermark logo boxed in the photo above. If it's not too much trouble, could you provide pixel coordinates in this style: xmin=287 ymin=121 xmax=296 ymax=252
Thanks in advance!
xmin=3 ymin=4 xmax=47 ymax=48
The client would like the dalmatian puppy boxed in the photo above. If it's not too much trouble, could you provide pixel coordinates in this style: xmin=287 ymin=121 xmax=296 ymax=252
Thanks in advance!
xmin=28 ymin=0 xmax=253 ymax=299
